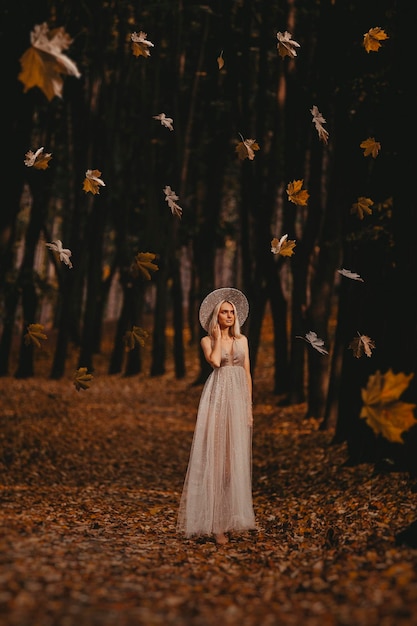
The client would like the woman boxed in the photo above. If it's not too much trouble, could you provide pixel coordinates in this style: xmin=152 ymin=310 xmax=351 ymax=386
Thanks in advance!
xmin=177 ymin=287 xmax=256 ymax=545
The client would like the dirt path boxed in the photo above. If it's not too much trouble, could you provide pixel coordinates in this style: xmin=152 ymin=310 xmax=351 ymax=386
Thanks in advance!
xmin=1 ymin=331 xmax=417 ymax=626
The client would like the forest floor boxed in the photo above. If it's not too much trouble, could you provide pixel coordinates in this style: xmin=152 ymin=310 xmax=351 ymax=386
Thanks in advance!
xmin=1 ymin=315 xmax=417 ymax=626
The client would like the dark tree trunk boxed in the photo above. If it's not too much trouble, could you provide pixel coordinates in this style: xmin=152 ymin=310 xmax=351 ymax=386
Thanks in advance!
xmin=108 ymin=280 xmax=131 ymax=375
xmin=172 ymin=260 xmax=185 ymax=379
xmin=0 ymin=288 xmax=20 ymax=376
xmin=151 ymin=265 xmax=168 ymax=377
xmin=15 ymin=170 xmax=51 ymax=378
xmin=78 ymin=203 xmax=107 ymax=372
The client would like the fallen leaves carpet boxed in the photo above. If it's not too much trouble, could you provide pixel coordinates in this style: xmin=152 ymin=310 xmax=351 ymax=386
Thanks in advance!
xmin=1 ymin=335 xmax=417 ymax=626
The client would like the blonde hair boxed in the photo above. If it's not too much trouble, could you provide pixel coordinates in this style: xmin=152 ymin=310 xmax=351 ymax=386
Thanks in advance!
xmin=207 ymin=300 xmax=242 ymax=338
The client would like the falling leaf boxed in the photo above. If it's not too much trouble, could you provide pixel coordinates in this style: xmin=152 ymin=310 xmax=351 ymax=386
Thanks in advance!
xmin=351 ymin=197 xmax=373 ymax=220
xmin=24 ymin=323 xmax=47 ymax=348
xmin=217 ymin=50 xmax=224 ymax=69
xmin=363 ymin=27 xmax=389 ymax=53
xmin=337 ymin=268 xmax=364 ymax=282
xmin=235 ymin=137 xmax=260 ymax=161
xmin=286 ymin=180 xmax=309 ymax=206
xmin=18 ymin=22 xmax=81 ymax=101
xmin=360 ymin=137 xmax=381 ymax=158
xmin=153 ymin=113 xmax=174 ymax=131
xmin=123 ymin=326 xmax=149 ymax=352
xmin=131 ymin=31 xmax=154 ymax=58
xmin=163 ymin=186 xmax=183 ymax=218
xmin=296 ymin=331 xmax=328 ymax=355
xmin=45 ymin=240 xmax=73 ymax=268
xmin=271 ymin=234 xmax=296 ymax=257
xmin=349 ymin=332 xmax=375 ymax=358
xmin=131 ymin=252 xmax=159 ymax=281
xmin=73 ymin=367 xmax=93 ymax=392
xmin=83 ymin=169 xmax=106 ymax=195
xmin=360 ymin=369 xmax=416 ymax=443
xmin=310 ymin=106 xmax=329 ymax=144
xmin=24 ymin=147 xmax=52 ymax=169
xmin=276 ymin=31 xmax=300 ymax=59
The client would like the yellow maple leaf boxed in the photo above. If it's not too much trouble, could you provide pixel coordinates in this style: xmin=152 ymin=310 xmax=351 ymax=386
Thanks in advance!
xmin=217 ymin=50 xmax=225 ymax=70
xmin=360 ymin=369 xmax=416 ymax=443
xmin=82 ymin=169 xmax=106 ymax=195
xmin=33 ymin=153 xmax=52 ymax=170
xmin=73 ymin=367 xmax=93 ymax=391
xmin=123 ymin=326 xmax=149 ymax=351
xmin=363 ymin=27 xmax=389 ymax=53
xmin=24 ymin=147 xmax=52 ymax=170
xmin=360 ymin=137 xmax=381 ymax=158
xmin=24 ymin=323 xmax=48 ymax=348
xmin=131 ymin=252 xmax=159 ymax=280
xmin=271 ymin=235 xmax=296 ymax=257
xmin=286 ymin=180 xmax=309 ymax=206
xmin=18 ymin=23 xmax=81 ymax=101
xmin=351 ymin=196 xmax=373 ymax=220
xmin=235 ymin=137 xmax=260 ymax=161
xmin=131 ymin=31 xmax=154 ymax=58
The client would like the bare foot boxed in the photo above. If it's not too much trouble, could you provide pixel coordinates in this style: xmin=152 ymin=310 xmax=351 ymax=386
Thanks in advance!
xmin=215 ymin=533 xmax=229 ymax=545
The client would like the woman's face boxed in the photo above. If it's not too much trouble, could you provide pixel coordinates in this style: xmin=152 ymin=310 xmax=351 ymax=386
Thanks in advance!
xmin=217 ymin=302 xmax=235 ymax=327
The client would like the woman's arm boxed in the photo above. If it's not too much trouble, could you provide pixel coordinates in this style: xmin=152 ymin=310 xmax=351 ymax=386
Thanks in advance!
xmin=201 ymin=326 xmax=222 ymax=368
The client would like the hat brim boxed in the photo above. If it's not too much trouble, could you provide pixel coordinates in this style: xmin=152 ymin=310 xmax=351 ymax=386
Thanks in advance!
xmin=199 ymin=288 xmax=249 ymax=331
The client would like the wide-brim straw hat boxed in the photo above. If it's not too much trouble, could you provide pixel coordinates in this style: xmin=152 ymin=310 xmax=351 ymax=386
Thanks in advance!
xmin=198 ymin=287 xmax=249 ymax=331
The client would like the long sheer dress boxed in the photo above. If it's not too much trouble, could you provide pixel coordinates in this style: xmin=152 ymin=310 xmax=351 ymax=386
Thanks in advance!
xmin=177 ymin=336 xmax=256 ymax=538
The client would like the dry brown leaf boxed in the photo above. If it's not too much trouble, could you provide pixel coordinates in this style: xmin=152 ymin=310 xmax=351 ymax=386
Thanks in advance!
xmin=123 ymin=326 xmax=149 ymax=351
xmin=363 ymin=27 xmax=389 ymax=53
xmin=351 ymin=196 xmax=373 ymax=220
xmin=24 ymin=323 xmax=48 ymax=348
xmin=360 ymin=369 xmax=417 ymax=443
xmin=18 ymin=23 xmax=80 ymax=101
xmin=131 ymin=252 xmax=159 ymax=280
xmin=286 ymin=180 xmax=309 ymax=206
xmin=360 ymin=137 xmax=381 ymax=158
xmin=73 ymin=367 xmax=93 ymax=391
xmin=349 ymin=333 xmax=375 ymax=358
xmin=235 ymin=138 xmax=260 ymax=161
xmin=271 ymin=235 xmax=296 ymax=257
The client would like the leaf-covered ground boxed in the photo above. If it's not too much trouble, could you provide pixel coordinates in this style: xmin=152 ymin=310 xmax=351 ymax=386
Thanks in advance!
xmin=1 ymin=320 xmax=417 ymax=626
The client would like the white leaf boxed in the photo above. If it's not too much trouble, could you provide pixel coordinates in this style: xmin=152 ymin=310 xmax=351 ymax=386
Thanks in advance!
xmin=310 ymin=105 xmax=329 ymax=143
xmin=45 ymin=240 xmax=73 ymax=268
xmin=24 ymin=147 xmax=45 ymax=167
xmin=31 ymin=23 xmax=81 ymax=78
xmin=276 ymin=31 xmax=300 ymax=58
xmin=153 ymin=113 xmax=174 ymax=131
xmin=296 ymin=331 xmax=328 ymax=355
xmin=337 ymin=268 xmax=364 ymax=282
xmin=85 ymin=170 xmax=106 ymax=187
xmin=163 ymin=186 xmax=183 ymax=218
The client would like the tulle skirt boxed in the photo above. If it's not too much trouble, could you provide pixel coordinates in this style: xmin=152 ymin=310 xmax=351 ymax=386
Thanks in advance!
xmin=177 ymin=364 xmax=256 ymax=537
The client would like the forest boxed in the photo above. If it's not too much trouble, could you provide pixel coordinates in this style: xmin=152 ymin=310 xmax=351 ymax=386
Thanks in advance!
xmin=1 ymin=2 xmax=417 ymax=490
xmin=1 ymin=2 xmax=417 ymax=625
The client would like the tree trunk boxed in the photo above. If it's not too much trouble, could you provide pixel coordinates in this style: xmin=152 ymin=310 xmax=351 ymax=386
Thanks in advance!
xmin=15 ymin=171 xmax=51 ymax=378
